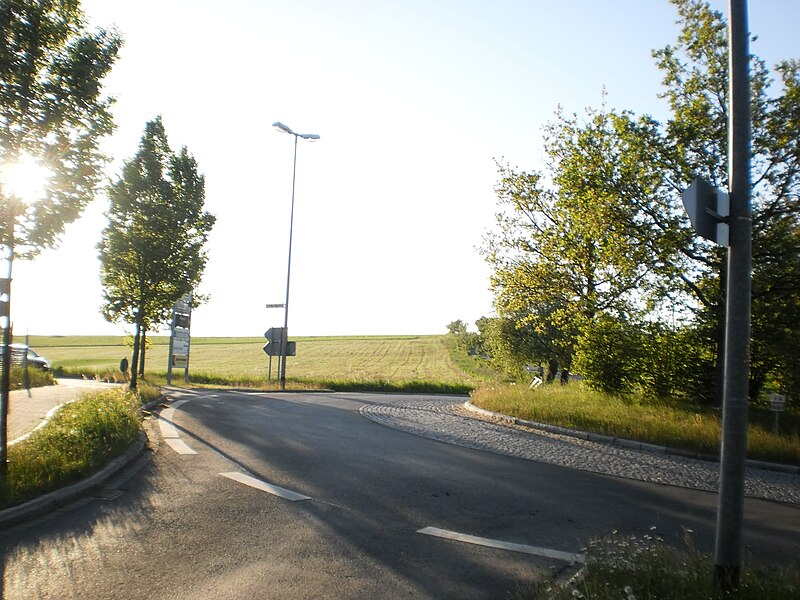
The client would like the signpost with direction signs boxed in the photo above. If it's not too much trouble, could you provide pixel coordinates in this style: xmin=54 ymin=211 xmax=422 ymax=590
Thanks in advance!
xmin=263 ymin=327 xmax=296 ymax=382
xmin=167 ymin=294 xmax=192 ymax=384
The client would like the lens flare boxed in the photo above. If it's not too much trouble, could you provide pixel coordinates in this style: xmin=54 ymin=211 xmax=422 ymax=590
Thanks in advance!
xmin=0 ymin=154 xmax=51 ymax=204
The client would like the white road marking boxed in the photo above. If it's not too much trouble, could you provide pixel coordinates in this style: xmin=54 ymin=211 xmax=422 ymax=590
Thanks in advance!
xmin=417 ymin=527 xmax=584 ymax=563
xmin=163 ymin=438 xmax=198 ymax=455
xmin=158 ymin=410 xmax=180 ymax=438
xmin=159 ymin=399 xmax=195 ymax=453
xmin=220 ymin=472 xmax=311 ymax=502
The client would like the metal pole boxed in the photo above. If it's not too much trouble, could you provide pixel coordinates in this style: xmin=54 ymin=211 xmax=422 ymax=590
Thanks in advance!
xmin=280 ymin=134 xmax=299 ymax=390
xmin=714 ymin=0 xmax=752 ymax=591
xmin=166 ymin=310 xmax=176 ymax=385
xmin=0 ymin=227 xmax=13 ymax=480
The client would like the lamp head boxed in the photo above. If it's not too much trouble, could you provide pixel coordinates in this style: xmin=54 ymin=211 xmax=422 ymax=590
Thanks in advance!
xmin=272 ymin=121 xmax=294 ymax=135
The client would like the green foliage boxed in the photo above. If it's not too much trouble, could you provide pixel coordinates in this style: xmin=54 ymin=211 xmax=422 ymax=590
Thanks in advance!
xmin=0 ymin=0 xmax=121 ymax=252
xmin=484 ymin=105 xmax=676 ymax=385
xmin=484 ymin=0 xmax=800 ymax=403
xmin=476 ymin=315 xmax=542 ymax=381
xmin=98 ymin=117 xmax=215 ymax=388
xmin=1 ymin=387 xmax=141 ymax=508
xmin=99 ymin=117 xmax=215 ymax=330
xmin=574 ymin=315 xmax=644 ymax=396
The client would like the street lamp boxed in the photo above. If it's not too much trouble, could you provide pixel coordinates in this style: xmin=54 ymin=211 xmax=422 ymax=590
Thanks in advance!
xmin=272 ymin=121 xmax=319 ymax=390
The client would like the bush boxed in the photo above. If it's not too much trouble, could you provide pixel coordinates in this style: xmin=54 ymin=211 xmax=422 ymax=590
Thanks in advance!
xmin=574 ymin=315 xmax=644 ymax=395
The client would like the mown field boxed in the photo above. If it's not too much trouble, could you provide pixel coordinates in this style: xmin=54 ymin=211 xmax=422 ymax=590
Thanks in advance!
xmin=22 ymin=335 xmax=477 ymax=390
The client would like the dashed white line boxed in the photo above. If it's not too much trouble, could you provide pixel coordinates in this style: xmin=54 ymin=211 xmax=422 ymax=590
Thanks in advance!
xmin=220 ymin=472 xmax=311 ymax=502
xmin=417 ymin=527 xmax=584 ymax=563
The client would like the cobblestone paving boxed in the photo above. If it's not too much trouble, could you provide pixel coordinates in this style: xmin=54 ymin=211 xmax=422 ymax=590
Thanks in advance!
xmin=359 ymin=397 xmax=800 ymax=506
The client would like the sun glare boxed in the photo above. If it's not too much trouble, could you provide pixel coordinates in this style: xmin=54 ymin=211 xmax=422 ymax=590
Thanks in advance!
xmin=0 ymin=153 xmax=51 ymax=204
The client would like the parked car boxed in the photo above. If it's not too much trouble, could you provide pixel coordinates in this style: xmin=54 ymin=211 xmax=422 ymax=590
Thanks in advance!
xmin=9 ymin=343 xmax=50 ymax=371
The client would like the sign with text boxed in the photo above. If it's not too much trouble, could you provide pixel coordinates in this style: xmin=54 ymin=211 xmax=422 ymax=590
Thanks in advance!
xmin=168 ymin=293 xmax=192 ymax=383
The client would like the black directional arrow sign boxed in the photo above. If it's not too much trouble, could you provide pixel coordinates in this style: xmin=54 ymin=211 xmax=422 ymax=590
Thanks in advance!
xmin=262 ymin=328 xmax=296 ymax=356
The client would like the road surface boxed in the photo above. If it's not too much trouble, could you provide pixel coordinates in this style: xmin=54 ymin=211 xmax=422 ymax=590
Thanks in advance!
xmin=1 ymin=389 xmax=798 ymax=599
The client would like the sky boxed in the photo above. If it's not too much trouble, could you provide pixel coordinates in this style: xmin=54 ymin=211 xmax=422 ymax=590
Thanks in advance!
xmin=8 ymin=0 xmax=800 ymax=339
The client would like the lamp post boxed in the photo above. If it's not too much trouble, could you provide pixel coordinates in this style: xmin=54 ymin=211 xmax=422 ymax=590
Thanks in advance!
xmin=272 ymin=121 xmax=319 ymax=390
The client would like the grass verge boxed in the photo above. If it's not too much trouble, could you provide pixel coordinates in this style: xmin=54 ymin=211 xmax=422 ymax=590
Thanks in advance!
xmin=513 ymin=531 xmax=800 ymax=599
xmin=471 ymin=384 xmax=800 ymax=466
xmin=10 ymin=366 xmax=56 ymax=389
xmin=0 ymin=385 xmax=153 ymax=509
xmin=109 ymin=371 xmax=474 ymax=395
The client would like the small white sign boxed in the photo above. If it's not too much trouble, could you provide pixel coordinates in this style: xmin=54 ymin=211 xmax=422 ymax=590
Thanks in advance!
xmin=770 ymin=393 xmax=786 ymax=412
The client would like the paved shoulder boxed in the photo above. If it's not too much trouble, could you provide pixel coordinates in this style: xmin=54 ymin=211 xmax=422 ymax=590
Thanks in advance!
xmin=359 ymin=396 xmax=800 ymax=506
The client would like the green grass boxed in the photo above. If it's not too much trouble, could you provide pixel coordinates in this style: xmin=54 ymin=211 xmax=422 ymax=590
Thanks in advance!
xmin=471 ymin=384 xmax=800 ymax=466
xmin=0 ymin=387 xmax=145 ymax=509
xmin=25 ymin=334 xmax=478 ymax=392
xmin=9 ymin=366 xmax=56 ymax=389
xmin=514 ymin=531 xmax=800 ymax=599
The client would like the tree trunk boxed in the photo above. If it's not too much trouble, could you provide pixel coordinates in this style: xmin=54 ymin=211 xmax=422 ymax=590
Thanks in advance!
xmin=560 ymin=368 xmax=570 ymax=385
xmin=129 ymin=319 xmax=141 ymax=391
xmin=139 ymin=328 xmax=147 ymax=377
xmin=546 ymin=358 xmax=558 ymax=383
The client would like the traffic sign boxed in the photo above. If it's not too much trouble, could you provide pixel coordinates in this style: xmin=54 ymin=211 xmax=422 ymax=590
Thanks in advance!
xmin=264 ymin=327 xmax=284 ymax=343
xmin=682 ymin=176 xmax=730 ymax=246
xmin=770 ymin=393 xmax=786 ymax=412
xmin=265 ymin=303 xmax=286 ymax=309
xmin=263 ymin=340 xmax=296 ymax=357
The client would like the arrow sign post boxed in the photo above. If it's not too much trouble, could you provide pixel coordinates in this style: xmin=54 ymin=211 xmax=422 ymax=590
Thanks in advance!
xmin=263 ymin=328 xmax=295 ymax=382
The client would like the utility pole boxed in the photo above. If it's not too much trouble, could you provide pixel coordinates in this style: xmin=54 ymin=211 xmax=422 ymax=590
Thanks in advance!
xmin=714 ymin=0 xmax=752 ymax=591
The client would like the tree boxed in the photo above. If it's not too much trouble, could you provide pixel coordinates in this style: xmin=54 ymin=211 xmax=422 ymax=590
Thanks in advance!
xmin=484 ymin=106 xmax=670 ymax=386
xmin=99 ymin=117 xmax=215 ymax=389
xmin=485 ymin=0 xmax=800 ymax=402
xmin=650 ymin=0 xmax=800 ymax=402
xmin=1 ymin=0 xmax=121 ymax=252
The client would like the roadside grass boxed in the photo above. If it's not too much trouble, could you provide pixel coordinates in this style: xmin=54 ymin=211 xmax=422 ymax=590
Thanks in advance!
xmin=163 ymin=372 xmax=473 ymax=394
xmin=513 ymin=531 xmax=800 ymax=599
xmin=0 ymin=385 xmax=155 ymax=509
xmin=9 ymin=366 xmax=56 ymax=389
xmin=471 ymin=384 xmax=800 ymax=466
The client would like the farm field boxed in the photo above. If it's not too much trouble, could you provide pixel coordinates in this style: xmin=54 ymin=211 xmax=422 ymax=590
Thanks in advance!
xmin=22 ymin=335 xmax=477 ymax=389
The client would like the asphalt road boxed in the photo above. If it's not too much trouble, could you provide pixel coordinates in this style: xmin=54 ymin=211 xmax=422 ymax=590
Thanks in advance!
xmin=1 ymin=389 xmax=798 ymax=599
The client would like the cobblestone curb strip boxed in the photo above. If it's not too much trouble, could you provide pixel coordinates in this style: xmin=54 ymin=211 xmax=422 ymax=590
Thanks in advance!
xmin=463 ymin=401 xmax=800 ymax=476
xmin=359 ymin=397 xmax=800 ymax=506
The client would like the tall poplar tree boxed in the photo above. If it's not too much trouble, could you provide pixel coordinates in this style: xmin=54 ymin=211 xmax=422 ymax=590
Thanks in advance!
xmin=99 ymin=117 xmax=215 ymax=389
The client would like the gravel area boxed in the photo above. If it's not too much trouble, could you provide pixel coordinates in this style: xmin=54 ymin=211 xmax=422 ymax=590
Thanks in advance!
xmin=359 ymin=396 xmax=800 ymax=506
